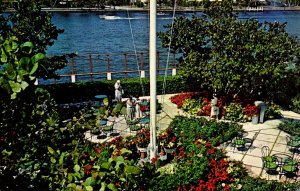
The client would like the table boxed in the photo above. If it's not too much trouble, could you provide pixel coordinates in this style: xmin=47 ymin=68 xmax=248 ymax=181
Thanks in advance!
xmin=94 ymin=94 xmax=107 ymax=106
xmin=139 ymin=116 xmax=150 ymax=128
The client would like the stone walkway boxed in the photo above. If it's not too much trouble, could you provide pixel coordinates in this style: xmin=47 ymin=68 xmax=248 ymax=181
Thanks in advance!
xmin=85 ymin=94 xmax=300 ymax=182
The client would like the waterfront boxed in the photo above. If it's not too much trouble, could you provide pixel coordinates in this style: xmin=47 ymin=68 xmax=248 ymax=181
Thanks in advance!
xmin=42 ymin=11 xmax=300 ymax=84
xmin=47 ymin=11 xmax=300 ymax=56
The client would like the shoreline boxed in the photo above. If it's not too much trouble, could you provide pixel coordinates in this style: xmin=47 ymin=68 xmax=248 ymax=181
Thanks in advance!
xmin=3 ymin=6 xmax=300 ymax=13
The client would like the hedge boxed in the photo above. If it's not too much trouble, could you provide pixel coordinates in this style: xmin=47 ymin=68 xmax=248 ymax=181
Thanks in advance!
xmin=41 ymin=76 xmax=192 ymax=103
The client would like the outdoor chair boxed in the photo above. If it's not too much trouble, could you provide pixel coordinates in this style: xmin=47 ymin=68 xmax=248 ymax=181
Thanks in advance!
xmin=126 ymin=118 xmax=140 ymax=134
xmin=102 ymin=119 xmax=115 ymax=137
xmin=244 ymin=132 xmax=259 ymax=151
xmin=232 ymin=132 xmax=246 ymax=152
xmin=286 ymin=135 xmax=300 ymax=153
xmin=281 ymin=154 xmax=300 ymax=181
xmin=261 ymin=146 xmax=279 ymax=179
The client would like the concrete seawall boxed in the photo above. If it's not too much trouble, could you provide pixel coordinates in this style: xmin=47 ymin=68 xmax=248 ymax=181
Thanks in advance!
xmin=3 ymin=6 xmax=300 ymax=13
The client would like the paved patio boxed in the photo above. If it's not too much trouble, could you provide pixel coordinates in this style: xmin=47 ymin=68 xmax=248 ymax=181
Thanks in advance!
xmin=85 ymin=94 xmax=300 ymax=182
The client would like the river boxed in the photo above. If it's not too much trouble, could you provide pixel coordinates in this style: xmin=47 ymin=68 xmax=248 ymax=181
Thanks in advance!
xmin=43 ymin=11 xmax=300 ymax=84
xmin=47 ymin=11 xmax=300 ymax=55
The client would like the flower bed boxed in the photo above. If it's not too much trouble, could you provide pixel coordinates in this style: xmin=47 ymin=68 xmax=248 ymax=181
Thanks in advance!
xmin=170 ymin=92 xmax=282 ymax=122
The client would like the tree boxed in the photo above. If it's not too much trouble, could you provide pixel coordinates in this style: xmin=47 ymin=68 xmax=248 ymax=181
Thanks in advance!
xmin=1 ymin=0 xmax=67 ymax=80
xmin=158 ymin=0 xmax=300 ymax=100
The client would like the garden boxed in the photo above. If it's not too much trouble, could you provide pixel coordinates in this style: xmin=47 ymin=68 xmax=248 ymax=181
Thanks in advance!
xmin=1 ymin=0 xmax=300 ymax=190
xmin=169 ymin=92 xmax=282 ymax=123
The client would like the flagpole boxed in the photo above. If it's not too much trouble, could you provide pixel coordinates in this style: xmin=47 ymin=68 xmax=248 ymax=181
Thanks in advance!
xmin=149 ymin=0 xmax=157 ymax=160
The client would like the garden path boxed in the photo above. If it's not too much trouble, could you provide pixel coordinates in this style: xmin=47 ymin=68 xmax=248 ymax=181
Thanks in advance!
xmin=84 ymin=93 xmax=300 ymax=182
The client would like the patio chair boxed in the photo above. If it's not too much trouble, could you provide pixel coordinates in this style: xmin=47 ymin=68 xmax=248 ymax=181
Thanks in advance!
xmin=244 ymin=132 xmax=259 ymax=151
xmin=232 ymin=133 xmax=246 ymax=152
xmin=281 ymin=154 xmax=300 ymax=181
xmin=102 ymin=119 xmax=115 ymax=137
xmin=261 ymin=146 xmax=279 ymax=178
xmin=286 ymin=135 xmax=300 ymax=153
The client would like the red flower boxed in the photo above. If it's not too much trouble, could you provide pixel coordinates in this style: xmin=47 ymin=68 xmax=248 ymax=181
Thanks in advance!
xmin=84 ymin=164 xmax=93 ymax=175
xmin=244 ymin=104 xmax=260 ymax=117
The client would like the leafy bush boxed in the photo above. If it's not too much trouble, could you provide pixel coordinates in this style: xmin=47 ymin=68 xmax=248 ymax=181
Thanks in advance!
xmin=291 ymin=96 xmax=300 ymax=114
xmin=169 ymin=116 xmax=242 ymax=146
xmin=224 ymin=102 xmax=245 ymax=122
xmin=265 ymin=102 xmax=282 ymax=120
xmin=277 ymin=119 xmax=300 ymax=136
xmin=43 ymin=76 xmax=190 ymax=104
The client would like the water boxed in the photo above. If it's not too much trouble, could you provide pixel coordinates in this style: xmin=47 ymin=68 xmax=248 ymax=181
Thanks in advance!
xmin=43 ymin=11 xmax=300 ymax=83
xmin=47 ymin=11 xmax=300 ymax=56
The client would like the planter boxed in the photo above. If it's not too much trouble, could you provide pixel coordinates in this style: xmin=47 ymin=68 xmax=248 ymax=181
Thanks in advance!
xmin=252 ymin=115 xmax=259 ymax=125
xmin=136 ymin=145 xmax=148 ymax=159
xmin=136 ymin=145 xmax=148 ymax=152
xmin=164 ymin=147 xmax=176 ymax=154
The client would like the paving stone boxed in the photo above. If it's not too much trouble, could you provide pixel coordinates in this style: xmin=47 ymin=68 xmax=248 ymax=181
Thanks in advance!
xmin=278 ymin=131 xmax=289 ymax=137
xmin=272 ymin=143 xmax=289 ymax=153
xmin=251 ymin=140 xmax=274 ymax=150
xmin=259 ymin=128 xmax=280 ymax=136
xmin=242 ymin=155 xmax=263 ymax=168
xmin=276 ymin=135 xmax=288 ymax=144
xmin=244 ymin=165 xmax=262 ymax=177
xmin=255 ymin=133 xmax=278 ymax=143
xmin=246 ymin=147 xmax=263 ymax=157
xmin=225 ymin=151 xmax=244 ymax=161
xmin=260 ymin=171 xmax=280 ymax=181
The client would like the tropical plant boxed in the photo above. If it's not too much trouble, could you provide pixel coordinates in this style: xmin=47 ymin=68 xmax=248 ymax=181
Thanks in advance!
xmin=134 ymin=128 xmax=150 ymax=148
xmin=224 ymin=102 xmax=244 ymax=122
xmin=244 ymin=104 xmax=260 ymax=117
xmin=1 ymin=0 xmax=67 ymax=80
xmin=0 ymin=37 xmax=45 ymax=99
xmin=159 ymin=0 xmax=300 ymax=100
xmin=158 ymin=128 xmax=178 ymax=149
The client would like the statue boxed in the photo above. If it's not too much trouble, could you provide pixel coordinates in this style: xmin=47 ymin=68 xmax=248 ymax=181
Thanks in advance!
xmin=126 ymin=96 xmax=135 ymax=120
xmin=210 ymin=94 xmax=219 ymax=121
xmin=114 ymin=80 xmax=122 ymax=102
xmin=255 ymin=101 xmax=267 ymax=123
xmin=135 ymin=98 xmax=142 ymax=119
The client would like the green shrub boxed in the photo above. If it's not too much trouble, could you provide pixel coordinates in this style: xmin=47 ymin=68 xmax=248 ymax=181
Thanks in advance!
xmin=277 ymin=119 xmax=300 ymax=136
xmin=42 ymin=76 xmax=190 ymax=104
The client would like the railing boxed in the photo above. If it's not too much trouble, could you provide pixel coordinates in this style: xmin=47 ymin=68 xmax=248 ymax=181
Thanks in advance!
xmin=37 ymin=51 xmax=180 ymax=85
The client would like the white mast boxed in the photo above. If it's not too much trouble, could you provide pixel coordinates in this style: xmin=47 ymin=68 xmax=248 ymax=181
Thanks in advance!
xmin=149 ymin=0 xmax=157 ymax=160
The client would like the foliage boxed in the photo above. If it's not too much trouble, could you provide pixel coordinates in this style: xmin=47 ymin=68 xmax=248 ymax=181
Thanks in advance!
xmin=234 ymin=176 xmax=300 ymax=191
xmin=1 ymin=0 xmax=67 ymax=80
xmin=150 ymin=116 xmax=244 ymax=190
xmin=158 ymin=0 xmax=300 ymax=100
xmin=277 ymin=119 xmax=300 ymax=137
xmin=169 ymin=116 xmax=242 ymax=147
xmin=43 ymin=76 xmax=191 ymax=104
xmin=158 ymin=128 xmax=178 ymax=149
xmin=224 ymin=102 xmax=245 ymax=122
xmin=291 ymin=96 xmax=300 ymax=113
xmin=243 ymin=104 xmax=259 ymax=117
xmin=134 ymin=128 xmax=150 ymax=148
xmin=264 ymin=102 xmax=282 ymax=120
xmin=0 ymin=37 xmax=46 ymax=99
xmin=170 ymin=92 xmax=202 ymax=108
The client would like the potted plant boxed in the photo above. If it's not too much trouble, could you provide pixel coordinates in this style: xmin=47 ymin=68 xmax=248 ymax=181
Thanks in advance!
xmin=134 ymin=128 xmax=150 ymax=159
xmin=158 ymin=128 xmax=177 ymax=153
xmin=244 ymin=104 xmax=260 ymax=124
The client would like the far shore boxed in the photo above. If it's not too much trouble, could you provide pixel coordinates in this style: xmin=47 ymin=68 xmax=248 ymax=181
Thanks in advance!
xmin=3 ymin=5 xmax=300 ymax=13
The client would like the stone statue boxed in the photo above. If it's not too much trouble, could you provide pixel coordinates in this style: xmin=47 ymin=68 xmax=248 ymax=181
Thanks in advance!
xmin=255 ymin=101 xmax=267 ymax=123
xmin=210 ymin=94 xmax=219 ymax=121
xmin=114 ymin=80 xmax=122 ymax=102
xmin=126 ymin=96 xmax=135 ymax=120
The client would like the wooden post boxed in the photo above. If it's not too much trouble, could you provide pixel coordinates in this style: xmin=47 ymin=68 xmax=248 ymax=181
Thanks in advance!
xmin=157 ymin=51 xmax=160 ymax=77
xmin=71 ymin=57 xmax=75 ymax=83
xmin=89 ymin=54 xmax=93 ymax=80
xmin=124 ymin=53 xmax=127 ymax=78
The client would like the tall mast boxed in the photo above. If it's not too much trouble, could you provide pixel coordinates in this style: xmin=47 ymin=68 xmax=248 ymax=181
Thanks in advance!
xmin=149 ymin=0 xmax=157 ymax=160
